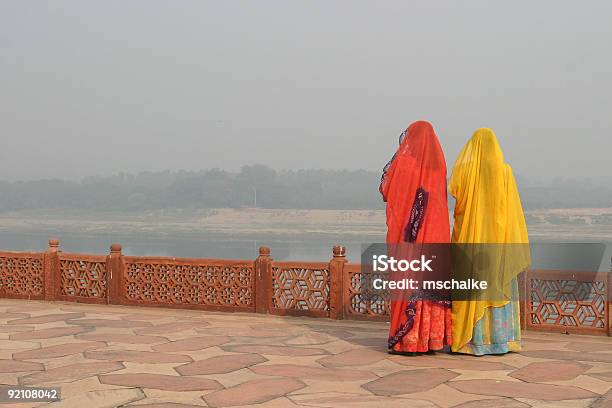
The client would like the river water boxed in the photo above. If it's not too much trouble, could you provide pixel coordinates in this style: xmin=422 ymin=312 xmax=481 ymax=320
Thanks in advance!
xmin=1 ymin=230 xmax=610 ymax=272
xmin=0 ymin=230 xmax=369 ymax=262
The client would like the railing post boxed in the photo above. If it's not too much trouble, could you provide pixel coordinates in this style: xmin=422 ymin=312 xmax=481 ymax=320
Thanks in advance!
xmin=43 ymin=238 xmax=60 ymax=301
xmin=106 ymin=243 xmax=124 ymax=305
xmin=329 ymin=245 xmax=347 ymax=319
xmin=255 ymin=246 xmax=272 ymax=314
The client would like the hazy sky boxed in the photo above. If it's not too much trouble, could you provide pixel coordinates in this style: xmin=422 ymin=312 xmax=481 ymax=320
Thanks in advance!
xmin=1 ymin=1 xmax=611 ymax=184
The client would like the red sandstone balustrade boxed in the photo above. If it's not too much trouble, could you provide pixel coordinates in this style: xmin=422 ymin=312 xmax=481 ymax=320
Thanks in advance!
xmin=525 ymin=269 xmax=610 ymax=336
xmin=57 ymin=251 xmax=108 ymax=304
xmin=269 ymin=259 xmax=331 ymax=317
xmin=343 ymin=262 xmax=390 ymax=321
xmin=0 ymin=250 xmax=45 ymax=300
xmin=0 ymin=239 xmax=611 ymax=337
xmin=120 ymin=254 xmax=256 ymax=313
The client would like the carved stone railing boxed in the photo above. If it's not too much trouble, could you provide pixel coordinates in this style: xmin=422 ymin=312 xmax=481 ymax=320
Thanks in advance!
xmin=0 ymin=252 xmax=44 ymax=299
xmin=0 ymin=240 xmax=610 ymax=337
xmin=121 ymin=255 xmax=255 ymax=312
xmin=524 ymin=269 xmax=611 ymax=336
xmin=269 ymin=261 xmax=330 ymax=317
xmin=57 ymin=252 xmax=108 ymax=303
xmin=343 ymin=262 xmax=390 ymax=321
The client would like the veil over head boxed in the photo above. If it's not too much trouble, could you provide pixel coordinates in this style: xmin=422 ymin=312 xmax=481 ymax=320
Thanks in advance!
xmin=449 ymin=128 xmax=529 ymax=248
xmin=380 ymin=121 xmax=450 ymax=244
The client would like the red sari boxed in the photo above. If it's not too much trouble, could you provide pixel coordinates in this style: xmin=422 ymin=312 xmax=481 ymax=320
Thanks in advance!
xmin=380 ymin=121 xmax=452 ymax=353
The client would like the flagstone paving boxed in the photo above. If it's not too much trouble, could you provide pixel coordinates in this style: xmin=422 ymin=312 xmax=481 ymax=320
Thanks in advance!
xmin=0 ymin=299 xmax=610 ymax=408
xmin=176 ymin=354 xmax=267 ymax=376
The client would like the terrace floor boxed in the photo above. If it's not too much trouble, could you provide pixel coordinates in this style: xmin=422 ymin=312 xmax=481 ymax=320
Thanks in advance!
xmin=0 ymin=299 xmax=610 ymax=408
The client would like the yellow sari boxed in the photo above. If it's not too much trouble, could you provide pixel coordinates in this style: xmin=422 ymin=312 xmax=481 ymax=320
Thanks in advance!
xmin=449 ymin=128 xmax=530 ymax=354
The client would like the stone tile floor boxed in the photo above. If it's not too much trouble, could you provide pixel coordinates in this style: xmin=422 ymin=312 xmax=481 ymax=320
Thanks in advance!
xmin=0 ymin=299 xmax=610 ymax=408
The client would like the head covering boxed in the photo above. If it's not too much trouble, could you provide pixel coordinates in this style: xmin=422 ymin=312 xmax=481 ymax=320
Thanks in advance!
xmin=449 ymin=127 xmax=529 ymax=247
xmin=449 ymin=128 xmax=530 ymax=351
xmin=380 ymin=121 xmax=449 ymax=244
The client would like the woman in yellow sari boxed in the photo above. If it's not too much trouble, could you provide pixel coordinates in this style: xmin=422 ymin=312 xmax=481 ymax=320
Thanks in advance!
xmin=449 ymin=128 xmax=530 ymax=355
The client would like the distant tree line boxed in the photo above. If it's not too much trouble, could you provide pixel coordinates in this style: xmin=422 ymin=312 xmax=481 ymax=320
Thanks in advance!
xmin=0 ymin=165 xmax=610 ymax=212
xmin=517 ymin=176 xmax=612 ymax=209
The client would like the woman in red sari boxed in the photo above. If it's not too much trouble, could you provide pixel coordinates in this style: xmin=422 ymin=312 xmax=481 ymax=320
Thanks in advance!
xmin=380 ymin=120 xmax=452 ymax=353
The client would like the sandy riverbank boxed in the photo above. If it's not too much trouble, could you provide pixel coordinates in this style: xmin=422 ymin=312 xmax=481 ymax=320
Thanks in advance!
xmin=0 ymin=207 xmax=611 ymax=241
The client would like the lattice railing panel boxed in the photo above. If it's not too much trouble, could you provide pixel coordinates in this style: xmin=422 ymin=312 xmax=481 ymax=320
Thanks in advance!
xmin=272 ymin=262 xmax=329 ymax=312
xmin=529 ymin=275 xmax=607 ymax=331
xmin=0 ymin=253 xmax=44 ymax=298
xmin=59 ymin=255 xmax=108 ymax=299
xmin=124 ymin=259 xmax=254 ymax=308
xmin=344 ymin=263 xmax=389 ymax=319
